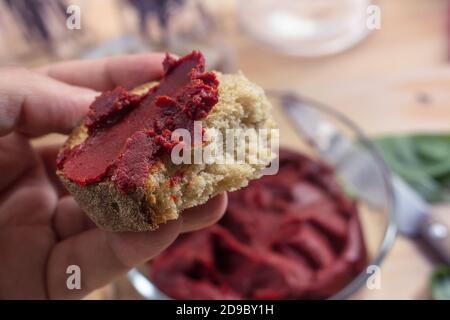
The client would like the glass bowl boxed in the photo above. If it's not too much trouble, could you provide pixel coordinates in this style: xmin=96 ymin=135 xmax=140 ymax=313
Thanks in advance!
xmin=237 ymin=0 xmax=373 ymax=57
xmin=125 ymin=91 xmax=397 ymax=300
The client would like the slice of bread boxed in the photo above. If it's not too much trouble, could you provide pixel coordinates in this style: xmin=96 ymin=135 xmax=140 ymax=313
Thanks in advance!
xmin=57 ymin=72 xmax=275 ymax=231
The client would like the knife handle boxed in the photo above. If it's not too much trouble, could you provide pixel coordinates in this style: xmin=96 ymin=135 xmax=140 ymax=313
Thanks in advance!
xmin=420 ymin=216 xmax=450 ymax=266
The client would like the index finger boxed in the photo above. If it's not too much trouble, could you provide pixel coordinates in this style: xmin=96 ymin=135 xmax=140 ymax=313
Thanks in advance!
xmin=37 ymin=53 xmax=166 ymax=91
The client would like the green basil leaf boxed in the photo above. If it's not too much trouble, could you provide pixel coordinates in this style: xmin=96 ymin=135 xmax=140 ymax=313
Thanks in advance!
xmin=430 ymin=265 xmax=450 ymax=300
xmin=374 ymin=133 xmax=450 ymax=203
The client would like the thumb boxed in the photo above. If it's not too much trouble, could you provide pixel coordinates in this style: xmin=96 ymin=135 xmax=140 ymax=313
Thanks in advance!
xmin=46 ymin=220 xmax=182 ymax=299
xmin=0 ymin=67 xmax=98 ymax=137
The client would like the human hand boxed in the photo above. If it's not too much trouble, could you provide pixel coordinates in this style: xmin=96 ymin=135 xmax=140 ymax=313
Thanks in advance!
xmin=0 ymin=54 xmax=227 ymax=299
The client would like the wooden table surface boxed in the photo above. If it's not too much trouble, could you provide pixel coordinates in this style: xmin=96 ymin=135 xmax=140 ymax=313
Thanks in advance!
xmin=32 ymin=0 xmax=450 ymax=299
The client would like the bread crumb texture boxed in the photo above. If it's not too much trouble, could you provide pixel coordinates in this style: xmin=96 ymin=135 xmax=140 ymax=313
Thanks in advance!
xmin=58 ymin=72 xmax=275 ymax=231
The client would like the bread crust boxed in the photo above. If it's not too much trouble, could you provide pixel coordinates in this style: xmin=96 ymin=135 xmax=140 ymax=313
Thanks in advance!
xmin=57 ymin=72 xmax=275 ymax=231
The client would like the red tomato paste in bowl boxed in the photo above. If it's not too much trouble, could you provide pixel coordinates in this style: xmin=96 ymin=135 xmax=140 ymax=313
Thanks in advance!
xmin=149 ymin=149 xmax=367 ymax=299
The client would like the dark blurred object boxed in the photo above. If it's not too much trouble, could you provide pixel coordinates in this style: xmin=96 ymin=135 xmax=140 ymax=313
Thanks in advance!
xmin=0 ymin=0 xmax=89 ymax=65
xmin=2 ymin=0 xmax=66 ymax=46
xmin=127 ymin=0 xmax=184 ymax=35
xmin=375 ymin=134 xmax=450 ymax=203
xmin=0 ymin=0 xmax=234 ymax=71
xmin=122 ymin=0 xmax=234 ymax=71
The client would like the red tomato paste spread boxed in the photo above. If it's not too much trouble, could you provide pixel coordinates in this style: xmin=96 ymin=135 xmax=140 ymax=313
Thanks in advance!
xmin=150 ymin=149 xmax=367 ymax=299
xmin=57 ymin=51 xmax=219 ymax=192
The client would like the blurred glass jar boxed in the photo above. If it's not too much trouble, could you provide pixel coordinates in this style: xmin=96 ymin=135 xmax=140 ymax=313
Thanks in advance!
xmin=237 ymin=0 xmax=373 ymax=57
xmin=0 ymin=0 xmax=234 ymax=71
xmin=0 ymin=0 xmax=101 ymax=66
xmin=120 ymin=0 xmax=235 ymax=71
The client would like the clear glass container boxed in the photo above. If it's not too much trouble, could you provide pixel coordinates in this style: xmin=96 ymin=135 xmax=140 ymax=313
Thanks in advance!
xmin=237 ymin=0 xmax=373 ymax=57
xmin=0 ymin=0 xmax=101 ymax=66
xmin=120 ymin=0 xmax=235 ymax=72
xmin=123 ymin=92 xmax=397 ymax=300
